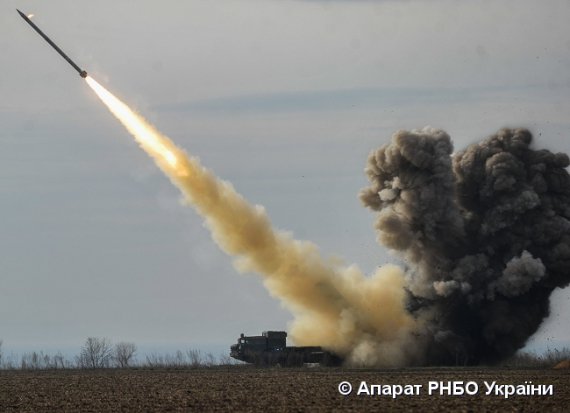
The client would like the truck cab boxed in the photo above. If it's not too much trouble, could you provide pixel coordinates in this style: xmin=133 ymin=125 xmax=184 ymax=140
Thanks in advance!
xmin=230 ymin=331 xmax=287 ymax=364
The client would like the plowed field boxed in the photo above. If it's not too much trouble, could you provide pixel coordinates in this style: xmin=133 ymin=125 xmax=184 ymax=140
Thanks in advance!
xmin=0 ymin=367 xmax=567 ymax=412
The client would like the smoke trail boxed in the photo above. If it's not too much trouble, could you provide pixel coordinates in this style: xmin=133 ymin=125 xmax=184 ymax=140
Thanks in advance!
xmin=361 ymin=127 xmax=570 ymax=364
xmin=85 ymin=76 xmax=419 ymax=366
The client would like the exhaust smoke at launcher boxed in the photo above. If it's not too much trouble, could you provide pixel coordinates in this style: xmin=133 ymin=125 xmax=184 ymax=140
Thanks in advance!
xmin=361 ymin=127 xmax=570 ymax=364
xmin=86 ymin=73 xmax=570 ymax=365
xmin=81 ymin=75 xmax=570 ymax=366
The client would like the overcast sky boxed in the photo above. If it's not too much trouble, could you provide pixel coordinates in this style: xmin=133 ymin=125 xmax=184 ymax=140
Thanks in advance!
xmin=1 ymin=0 xmax=569 ymax=357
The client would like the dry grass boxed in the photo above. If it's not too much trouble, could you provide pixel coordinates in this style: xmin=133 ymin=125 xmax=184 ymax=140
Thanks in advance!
xmin=501 ymin=348 xmax=570 ymax=368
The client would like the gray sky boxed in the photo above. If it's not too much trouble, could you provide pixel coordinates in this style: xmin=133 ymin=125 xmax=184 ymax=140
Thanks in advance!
xmin=1 ymin=0 xmax=569 ymax=357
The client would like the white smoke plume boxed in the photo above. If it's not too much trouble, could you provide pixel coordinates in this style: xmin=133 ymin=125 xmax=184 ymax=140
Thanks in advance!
xmin=85 ymin=77 xmax=420 ymax=367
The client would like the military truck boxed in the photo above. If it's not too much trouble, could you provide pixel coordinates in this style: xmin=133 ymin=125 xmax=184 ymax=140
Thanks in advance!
xmin=230 ymin=331 xmax=341 ymax=366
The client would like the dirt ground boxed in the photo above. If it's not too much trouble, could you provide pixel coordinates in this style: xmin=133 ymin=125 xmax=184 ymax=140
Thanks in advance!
xmin=0 ymin=366 xmax=567 ymax=412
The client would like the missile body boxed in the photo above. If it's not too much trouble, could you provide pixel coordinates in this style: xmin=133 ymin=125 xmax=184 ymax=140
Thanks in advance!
xmin=17 ymin=9 xmax=87 ymax=78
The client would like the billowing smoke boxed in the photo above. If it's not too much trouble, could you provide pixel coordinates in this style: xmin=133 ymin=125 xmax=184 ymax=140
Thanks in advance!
xmin=86 ymin=73 xmax=568 ymax=366
xmin=361 ymin=127 xmax=570 ymax=364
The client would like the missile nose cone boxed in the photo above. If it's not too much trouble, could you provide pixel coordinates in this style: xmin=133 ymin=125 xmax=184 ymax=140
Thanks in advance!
xmin=16 ymin=9 xmax=27 ymax=19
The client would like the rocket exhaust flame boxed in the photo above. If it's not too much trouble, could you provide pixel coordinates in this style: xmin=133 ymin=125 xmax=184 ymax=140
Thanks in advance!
xmin=84 ymin=76 xmax=419 ymax=366
xmin=85 ymin=77 xmax=178 ymax=168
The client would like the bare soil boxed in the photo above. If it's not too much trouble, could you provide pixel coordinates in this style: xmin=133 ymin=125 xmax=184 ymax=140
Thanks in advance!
xmin=0 ymin=366 xmax=568 ymax=412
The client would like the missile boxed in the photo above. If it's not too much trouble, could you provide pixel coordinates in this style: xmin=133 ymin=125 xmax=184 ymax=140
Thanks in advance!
xmin=17 ymin=9 xmax=88 ymax=78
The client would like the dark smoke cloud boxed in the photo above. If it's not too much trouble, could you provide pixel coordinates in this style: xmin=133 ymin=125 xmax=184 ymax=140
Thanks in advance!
xmin=361 ymin=127 xmax=570 ymax=364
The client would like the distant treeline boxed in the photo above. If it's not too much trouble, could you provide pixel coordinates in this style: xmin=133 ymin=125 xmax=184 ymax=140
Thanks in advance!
xmin=0 ymin=338 xmax=237 ymax=370
xmin=0 ymin=338 xmax=568 ymax=370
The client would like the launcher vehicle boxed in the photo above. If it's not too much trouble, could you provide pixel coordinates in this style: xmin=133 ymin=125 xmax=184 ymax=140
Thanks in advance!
xmin=230 ymin=331 xmax=342 ymax=366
